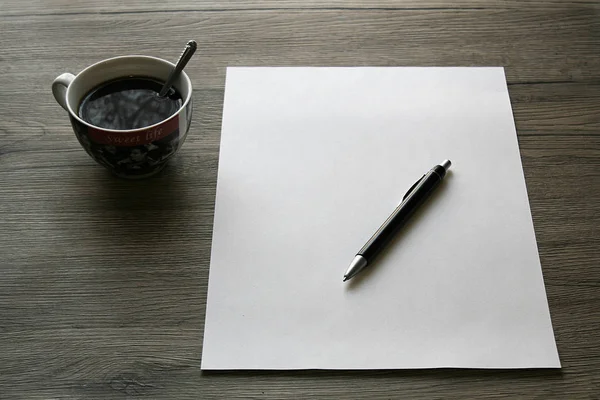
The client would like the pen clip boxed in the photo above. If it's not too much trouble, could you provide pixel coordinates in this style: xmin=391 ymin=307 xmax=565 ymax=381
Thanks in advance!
xmin=402 ymin=174 xmax=425 ymax=202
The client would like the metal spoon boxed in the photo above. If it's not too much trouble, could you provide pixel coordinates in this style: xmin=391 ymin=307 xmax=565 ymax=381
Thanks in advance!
xmin=158 ymin=40 xmax=197 ymax=97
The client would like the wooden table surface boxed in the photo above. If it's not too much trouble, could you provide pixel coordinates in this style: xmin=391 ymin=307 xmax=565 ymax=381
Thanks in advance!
xmin=1 ymin=1 xmax=599 ymax=398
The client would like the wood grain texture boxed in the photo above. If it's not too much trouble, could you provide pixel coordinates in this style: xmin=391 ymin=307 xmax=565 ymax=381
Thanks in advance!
xmin=0 ymin=0 xmax=599 ymax=398
xmin=3 ymin=0 xmax=600 ymax=16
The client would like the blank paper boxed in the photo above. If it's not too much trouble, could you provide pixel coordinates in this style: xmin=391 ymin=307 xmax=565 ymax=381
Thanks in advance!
xmin=201 ymin=67 xmax=560 ymax=370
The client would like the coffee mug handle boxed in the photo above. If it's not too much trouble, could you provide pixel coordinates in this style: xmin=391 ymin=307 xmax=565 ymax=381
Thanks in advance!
xmin=52 ymin=73 xmax=75 ymax=111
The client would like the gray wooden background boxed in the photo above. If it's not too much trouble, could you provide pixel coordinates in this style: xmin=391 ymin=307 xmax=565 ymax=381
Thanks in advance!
xmin=1 ymin=1 xmax=599 ymax=398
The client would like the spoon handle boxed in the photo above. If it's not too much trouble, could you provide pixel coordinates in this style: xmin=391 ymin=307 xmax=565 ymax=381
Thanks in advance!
xmin=159 ymin=40 xmax=197 ymax=97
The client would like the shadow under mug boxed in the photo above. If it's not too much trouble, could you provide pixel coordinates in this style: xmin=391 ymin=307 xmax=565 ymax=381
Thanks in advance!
xmin=52 ymin=55 xmax=193 ymax=179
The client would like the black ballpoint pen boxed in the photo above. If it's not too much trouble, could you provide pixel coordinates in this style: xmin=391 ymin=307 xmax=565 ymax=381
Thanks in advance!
xmin=343 ymin=160 xmax=452 ymax=282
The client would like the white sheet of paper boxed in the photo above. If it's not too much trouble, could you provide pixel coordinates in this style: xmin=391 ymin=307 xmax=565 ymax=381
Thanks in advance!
xmin=201 ymin=67 xmax=560 ymax=370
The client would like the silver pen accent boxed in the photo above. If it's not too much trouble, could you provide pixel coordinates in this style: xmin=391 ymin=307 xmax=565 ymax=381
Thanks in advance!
xmin=343 ymin=255 xmax=367 ymax=282
xmin=440 ymin=159 xmax=451 ymax=171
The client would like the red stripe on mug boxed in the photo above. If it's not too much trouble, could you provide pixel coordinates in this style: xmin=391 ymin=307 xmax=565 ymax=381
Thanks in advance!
xmin=86 ymin=115 xmax=179 ymax=146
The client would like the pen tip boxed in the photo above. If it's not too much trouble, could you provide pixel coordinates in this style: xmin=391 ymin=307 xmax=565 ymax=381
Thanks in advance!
xmin=343 ymin=276 xmax=349 ymax=282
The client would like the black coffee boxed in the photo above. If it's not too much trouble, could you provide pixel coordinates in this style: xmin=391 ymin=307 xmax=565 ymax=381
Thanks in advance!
xmin=78 ymin=76 xmax=183 ymax=130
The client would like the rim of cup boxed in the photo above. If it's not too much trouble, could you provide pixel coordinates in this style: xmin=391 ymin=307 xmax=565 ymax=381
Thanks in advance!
xmin=66 ymin=55 xmax=193 ymax=134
